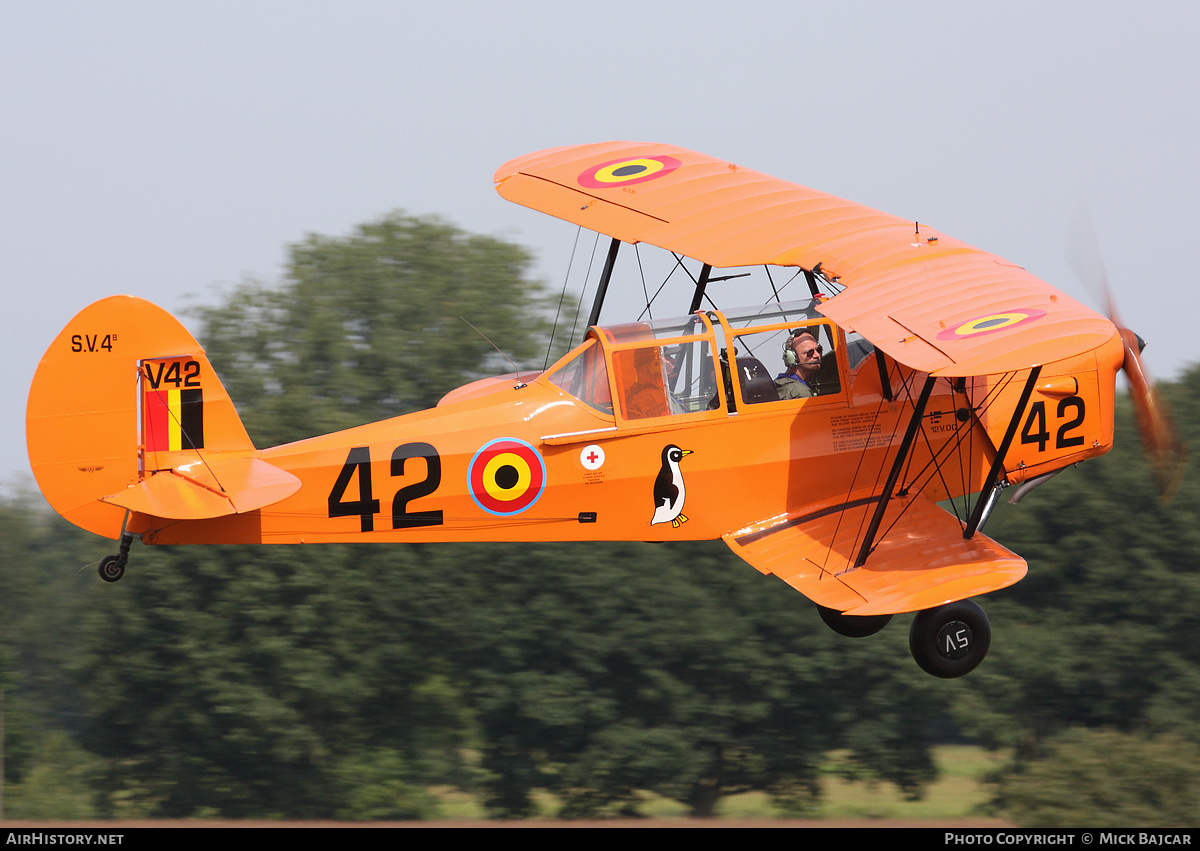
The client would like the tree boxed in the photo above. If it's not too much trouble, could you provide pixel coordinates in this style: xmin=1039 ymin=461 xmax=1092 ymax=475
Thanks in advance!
xmin=0 ymin=492 xmax=110 ymax=817
xmin=1 ymin=732 xmax=101 ymax=820
xmin=406 ymin=540 xmax=942 ymax=817
xmin=991 ymin=729 xmax=1200 ymax=826
xmin=61 ymin=211 xmax=950 ymax=818
xmin=69 ymin=213 xmax=550 ymax=817
xmin=193 ymin=211 xmax=551 ymax=447
xmin=77 ymin=542 xmax=472 ymax=818
xmin=953 ymin=364 xmax=1200 ymax=758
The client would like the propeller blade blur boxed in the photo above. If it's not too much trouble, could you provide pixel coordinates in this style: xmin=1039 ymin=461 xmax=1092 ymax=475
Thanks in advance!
xmin=1069 ymin=212 xmax=1185 ymax=499
xmin=1120 ymin=329 xmax=1186 ymax=499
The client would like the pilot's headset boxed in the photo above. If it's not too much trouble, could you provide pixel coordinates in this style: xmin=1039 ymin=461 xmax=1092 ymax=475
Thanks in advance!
xmin=782 ymin=329 xmax=807 ymax=368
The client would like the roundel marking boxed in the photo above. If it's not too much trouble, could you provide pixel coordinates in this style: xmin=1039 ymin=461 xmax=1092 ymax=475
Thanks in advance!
xmin=936 ymin=308 xmax=1047 ymax=341
xmin=468 ymin=438 xmax=546 ymax=516
xmin=577 ymin=155 xmax=682 ymax=189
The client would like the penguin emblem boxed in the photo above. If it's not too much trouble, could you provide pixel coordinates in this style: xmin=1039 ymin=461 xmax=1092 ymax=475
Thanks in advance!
xmin=651 ymin=444 xmax=693 ymax=528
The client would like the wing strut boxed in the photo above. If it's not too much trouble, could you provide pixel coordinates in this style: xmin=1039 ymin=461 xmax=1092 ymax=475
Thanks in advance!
xmin=687 ymin=264 xmax=713 ymax=314
xmin=855 ymin=375 xmax=936 ymax=567
xmin=587 ymin=237 xmax=622 ymax=327
xmin=963 ymin=365 xmax=1042 ymax=538
xmin=874 ymin=350 xmax=894 ymax=402
xmin=804 ymin=268 xmax=822 ymax=298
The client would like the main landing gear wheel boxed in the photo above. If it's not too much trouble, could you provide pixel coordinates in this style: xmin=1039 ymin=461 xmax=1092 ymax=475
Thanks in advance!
xmin=908 ymin=599 xmax=991 ymax=678
xmin=817 ymin=605 xmax=892 ymax=638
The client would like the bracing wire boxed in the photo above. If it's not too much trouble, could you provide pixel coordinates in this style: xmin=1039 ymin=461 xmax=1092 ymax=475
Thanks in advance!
xmin=564 ymin=230 xmax=603 ymax=353
xmin=543 ymin=226 xmax=585 ymax=370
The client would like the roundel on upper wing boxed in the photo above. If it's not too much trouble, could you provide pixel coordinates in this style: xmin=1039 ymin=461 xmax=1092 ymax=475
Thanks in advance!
xmin=468 ymin=438 xmax=546 ymax=516
xmin=936 ymin=308 xmax=1047 ymax=341
xmin=577 ymin=155 xmax=682 ymax=189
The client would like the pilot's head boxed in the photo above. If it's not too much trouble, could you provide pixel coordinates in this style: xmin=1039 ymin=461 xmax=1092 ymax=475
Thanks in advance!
xmin=784 ymin=331 xmax=822 ymax=380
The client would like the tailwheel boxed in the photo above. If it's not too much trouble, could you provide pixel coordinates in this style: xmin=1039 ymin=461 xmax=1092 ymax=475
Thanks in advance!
xmin=908 ymin=600 xmax=990 ymax=678
xmin=97 ymin=532 xmax=135 ymax=583
xmin=97 ymin=554 xmax=125 ymax=583
xmin=817 ymin=605 xmax=892 ymax=638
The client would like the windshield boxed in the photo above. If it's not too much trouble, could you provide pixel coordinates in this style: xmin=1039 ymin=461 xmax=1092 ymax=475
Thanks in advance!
xmin=718 ymin=298 xmax=827 ymax=329
xmin=543 ymin=339 xmax=613 ymax=414
xmin=600 ymin=313 xmax=710 ymax=345
xmin=601 ymin=314 xmax=722 ymax=419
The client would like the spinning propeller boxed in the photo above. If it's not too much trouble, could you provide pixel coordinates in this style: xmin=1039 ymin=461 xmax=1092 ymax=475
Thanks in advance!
xmin=1071 ymin=215 xmax=1186 ymax=499
xmin=1107 ymin=294 xmax=1186 ymax=498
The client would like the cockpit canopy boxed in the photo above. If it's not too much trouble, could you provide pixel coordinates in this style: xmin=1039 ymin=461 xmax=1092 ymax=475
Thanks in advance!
xmin=542 ymin=300 xmax=877 ymax=421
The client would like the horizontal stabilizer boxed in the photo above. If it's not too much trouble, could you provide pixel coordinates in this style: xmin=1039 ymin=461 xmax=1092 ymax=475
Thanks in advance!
xmin=101 ymin=456 xmax=300 ymax=520
xmin=724 ymin=494 xmax=1026 ymax=616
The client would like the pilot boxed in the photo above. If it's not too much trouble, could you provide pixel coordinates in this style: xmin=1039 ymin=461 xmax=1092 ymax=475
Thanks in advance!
xmin=625 ymin=347 xmax=671 ymax=418
xmin=775 ymin=331 xmax=822 ymax=399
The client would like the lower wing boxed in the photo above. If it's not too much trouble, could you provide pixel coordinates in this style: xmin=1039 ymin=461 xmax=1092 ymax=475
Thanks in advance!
xmin=723 ymin=493 xmax=1027 ymax=616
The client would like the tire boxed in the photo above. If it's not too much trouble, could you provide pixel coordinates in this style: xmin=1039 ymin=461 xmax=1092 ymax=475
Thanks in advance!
xmin=98 ymin=555 xmax=125 ymax=583
xmin=817 ymin=605 xmax=892 ymax=638
xmin=908 ymin=599 xmax=990 ymax=678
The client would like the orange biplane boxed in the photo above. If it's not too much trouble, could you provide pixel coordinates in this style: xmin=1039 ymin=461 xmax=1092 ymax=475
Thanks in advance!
xmin=26 ymin=142 xmax=1182 ymax=677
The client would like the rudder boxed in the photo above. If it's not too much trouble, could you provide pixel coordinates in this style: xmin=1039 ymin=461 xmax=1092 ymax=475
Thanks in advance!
xmin=26 ymin=295 xmax=256 ymax=538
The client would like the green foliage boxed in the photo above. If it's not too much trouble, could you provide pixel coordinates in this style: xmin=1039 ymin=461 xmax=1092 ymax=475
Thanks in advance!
xmin=22 ymin=213 xmax=1200 ymax=821
xmin=956 ymin=363 xmax=1200 ymax=757
xmin=0 ymin=497 xmax=111 ymax=818
xmin=5 ymin=213 xmax=549 ymax=819
xmin=0 ymin=492 xmax=108 ymax=726
xmin=7 ymin=211 xmax=947 ymax=819
xmin=164 ymin=210 xmax=943 ymax=818
xmin=192 ymin=211 xmax=550 ymax=448
xmin=2 ymin=732 xmax=101 ymax=819
xmin=991 ymin=729 xmax=1200 ymax=827
xmin=75 ymin=543 xmax=470 ymax=818
xmin=331 ymin=748 xmax=440 ymax=820
xmin=406 ymin=540 xmax=940 ymax=817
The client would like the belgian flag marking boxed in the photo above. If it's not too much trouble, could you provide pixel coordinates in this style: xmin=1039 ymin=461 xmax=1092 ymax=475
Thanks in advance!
xmin=142 ymin=358 xmax=205 ymax=452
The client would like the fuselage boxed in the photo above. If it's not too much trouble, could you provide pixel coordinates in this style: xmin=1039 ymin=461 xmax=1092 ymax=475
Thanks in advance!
xmin=136 ymin=300 xmax=1125 ymax=549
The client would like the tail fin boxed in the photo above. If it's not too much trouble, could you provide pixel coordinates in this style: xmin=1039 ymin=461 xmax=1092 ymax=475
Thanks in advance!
xmin=26 ymin=296 xmax=294 ymax=538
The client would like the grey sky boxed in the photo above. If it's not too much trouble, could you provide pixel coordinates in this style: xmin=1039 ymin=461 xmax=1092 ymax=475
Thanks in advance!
xmin=6 ymin=1 xmax=1198 ymax=483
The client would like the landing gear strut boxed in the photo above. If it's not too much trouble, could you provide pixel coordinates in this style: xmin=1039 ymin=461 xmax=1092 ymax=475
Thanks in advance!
xmin=97 ymin=533 xmax=135 ymax=583
xmin=908 ymin=599 xmax=991 ymax=678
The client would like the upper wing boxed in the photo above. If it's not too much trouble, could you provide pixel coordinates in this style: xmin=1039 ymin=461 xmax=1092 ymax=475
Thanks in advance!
xmin=495 ymin=142 xmax=1117 ymax=376
xmin=722 ymin=492 xmax=1027 ymax=616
